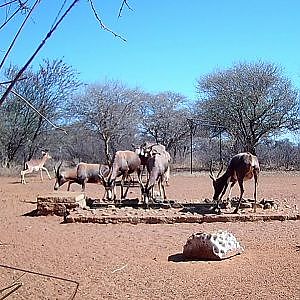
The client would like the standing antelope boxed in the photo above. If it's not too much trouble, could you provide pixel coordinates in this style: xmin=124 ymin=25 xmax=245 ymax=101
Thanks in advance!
xmin=135 ymin=142 xmax=171 ymax=185
xmin=99 ymin=150 xmax=143 ymax=202
xmin=21 ymin=150 xmax=52 ymax=184
xmin=137 ymin=142 xmax=171 ymax=206
xmin=209 ymin=152 xmax=260 ymax=214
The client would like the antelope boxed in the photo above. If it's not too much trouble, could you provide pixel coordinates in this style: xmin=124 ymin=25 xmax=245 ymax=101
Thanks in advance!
xmin=135 ymin=142 xmax=171 ymax=186
xmin=137 ymin=142 xmax=171 ymax=206
xmin=209 ymin=152 xmax=260 ymax=214
xmin=99 ymin=150 xmax=143 ymax=202
xmin=21 ymin=150 xmax=52 ymax=184
xmin=54 ymin=162 xmax=110 ymax=192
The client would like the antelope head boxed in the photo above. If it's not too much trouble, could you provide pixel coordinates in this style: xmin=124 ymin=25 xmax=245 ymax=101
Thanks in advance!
xmin=98 ymin=166 xmax=115 ymax=201
xmin=42 ymin=150 xmax=52 ymax=159
xmin=54 ymin=162 xmax=65 ymax=190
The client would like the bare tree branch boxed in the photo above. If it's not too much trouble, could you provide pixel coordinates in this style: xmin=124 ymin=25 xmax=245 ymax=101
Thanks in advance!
xmin=0 ymin=2 xmax=27 ymax=31
xmin=50 ymin=0 xmax=68 ymax=30
xmin=0 ymin=0 xmax=80 ymax=106
xmin=88 ymin=0 xmax=127 ymax=42
xmin=118 ymin=0 xmax=133 ymax=18
xmin=0 ymin=0 xmax=36 ymax=70
xmin=0 ymin=0 xmax=19 ymax=8
xmin=0 ymin=85 xmax=67 ymax=134
xmin=0 ymin=77 xmax=26 ymax=85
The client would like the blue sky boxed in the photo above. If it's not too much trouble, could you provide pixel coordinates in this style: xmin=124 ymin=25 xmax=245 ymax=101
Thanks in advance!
xmin=1 ymin=0 xmax=300 ymax=101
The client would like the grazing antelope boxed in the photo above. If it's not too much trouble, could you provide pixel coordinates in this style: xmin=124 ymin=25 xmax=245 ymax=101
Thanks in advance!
xmin=209 ymin=152 xmax=260 ymax=214
xmin=54 ymin=162 xmax=110 ymax=192
xmin=137 ymin=142 xmax=171 ymax=206
xmin=21 ymin=150 xmax=52 ymax=184
xmin=99 ymin=150 xmax=143 ymax=202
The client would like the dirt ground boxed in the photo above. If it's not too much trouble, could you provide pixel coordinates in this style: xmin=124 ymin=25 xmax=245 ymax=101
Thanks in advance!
xmin=0 ymin=171 xmax=299 ymax=299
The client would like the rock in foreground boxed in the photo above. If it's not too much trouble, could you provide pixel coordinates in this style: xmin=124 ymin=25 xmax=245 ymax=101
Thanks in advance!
xmin=183 ymin=230 xmax=244 ymax=260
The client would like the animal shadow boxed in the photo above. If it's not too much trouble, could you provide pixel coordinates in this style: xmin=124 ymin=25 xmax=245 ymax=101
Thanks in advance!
xmin=22 ymin=209 xmax=39 ymax=217
xmin=179 ymin=203 xmax=216 ymax=215
xmin=11 ymin=181 xmax=22 ymax=184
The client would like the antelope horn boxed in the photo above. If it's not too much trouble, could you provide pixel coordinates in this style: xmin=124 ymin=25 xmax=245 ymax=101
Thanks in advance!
xmin=55 ymin=161 xmax=63 ymax=178
xmin=216 ymin=160 xmax=224 ymax=178
xmin=209 ymin=160 xmax=215 ymax=181
xmin=98 ymin=165 xmax=110 ymax=184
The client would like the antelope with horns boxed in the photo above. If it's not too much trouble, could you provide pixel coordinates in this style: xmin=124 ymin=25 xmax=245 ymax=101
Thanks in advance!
xmin=137 ymin=142 xmax=171 ymax=207
xmin=209 ymin=152 xmax=260 ymax=214
xmin=134 ymin=142 xmax=171 ymax=186
xmin=99 ymin=150 xmax=143 ymax=202
xmin=21 ymin=150 xmax=52 ymax=184
xmin=54 ymin=162 xmax=110 ymax=193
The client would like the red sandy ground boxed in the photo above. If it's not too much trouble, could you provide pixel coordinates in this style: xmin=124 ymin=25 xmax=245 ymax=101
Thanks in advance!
xmin=0 ymin=172 xmax=299 ymax=299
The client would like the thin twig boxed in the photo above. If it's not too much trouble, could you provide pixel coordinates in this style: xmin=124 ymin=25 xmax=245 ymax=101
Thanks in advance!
xmin=50 ymin=0 xmax=68 ymax=30
xmin=0 ymin=0 xmax=80 ymax=106
xmin=0 ymin=0 xmax=37 ymax=70
xmin=0 ymin=3 xmax=25 ymax=31
xmin=0 ymin=0 xmax=18 ymax=8
xmin=88 ymin=0 xmax=126 ymax=42
xmin=0 ymin=77 xmax=27 ymax=85
xmin=10 ymin=89 xmax=68 ymax=134
xmin=0 ymin=282 xmax=23 ymax=299
xmin=118 ymin=0 xmax=133 ymax=18
xmin=0 ymin=85 xmax=67 ymax=134
xmin=0 ymin=264 xmax=79 ymax=300
xmin=111 ymin=264 xmax=127 ymax=273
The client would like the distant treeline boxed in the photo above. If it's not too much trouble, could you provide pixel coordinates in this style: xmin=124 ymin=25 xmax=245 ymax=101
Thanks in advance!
xmin=1 ymin=60 xmax=299 ymax=171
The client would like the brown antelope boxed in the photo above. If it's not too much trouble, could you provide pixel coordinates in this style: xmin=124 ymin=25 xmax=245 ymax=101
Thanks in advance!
xmin=54 ymin=162 xmax=110 ymax=192
xmin=135 ymin=142 xmax=171 ymax=186
xmin=209 ymin=152 xmax=260 ymax=214
xmin=99 ymin=150 xmax=143 ymax=202
xmin=21 ymin=150 xmax=52 ymax=184
xmin=137 ymin=142 xmax=171 ymax=206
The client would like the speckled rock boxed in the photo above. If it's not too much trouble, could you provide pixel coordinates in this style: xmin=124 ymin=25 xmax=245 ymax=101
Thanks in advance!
xmin=183 ymin=230 xmax=244 ymax=260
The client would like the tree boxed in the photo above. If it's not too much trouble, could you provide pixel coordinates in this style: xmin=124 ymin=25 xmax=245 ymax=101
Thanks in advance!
xmin=139 ymin=91 xmax=190 ymax=158
xmin=257 ymin=138 xmax=300 ymax=170
xmin=0 ymin=59 xmax=80 ymax=166
xmin=48 ymin=123 xmax=104 ymax=165
xmin=70 ymin=80 xmax=142 ymax=165
xmin=195 ymin=61 xmax=300 ymax=154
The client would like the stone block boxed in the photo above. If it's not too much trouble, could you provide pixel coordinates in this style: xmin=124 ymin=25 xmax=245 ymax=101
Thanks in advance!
xmin=36 ymin=192 xmax=86 ymax=216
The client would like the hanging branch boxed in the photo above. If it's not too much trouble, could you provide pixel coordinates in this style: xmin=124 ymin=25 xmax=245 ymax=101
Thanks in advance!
xmin=118 ymin=0 xmax=133 ymax=17
xmin=0 ymin=0 xmax=80 ymax=107
xmin=0 ymin=0 xmax=19 ymax=8
xmin=0 ymin=85 xmax=67 ymax=134
xmin=10 ymin=89 xmax=68 ymax=134
xmin=88 ymin=0 xmax=127 ymax=42
xmin=0 ymin=0 xmax=36 ymax=70
xmin=0 ymin=2 xmax=26 ymax=31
